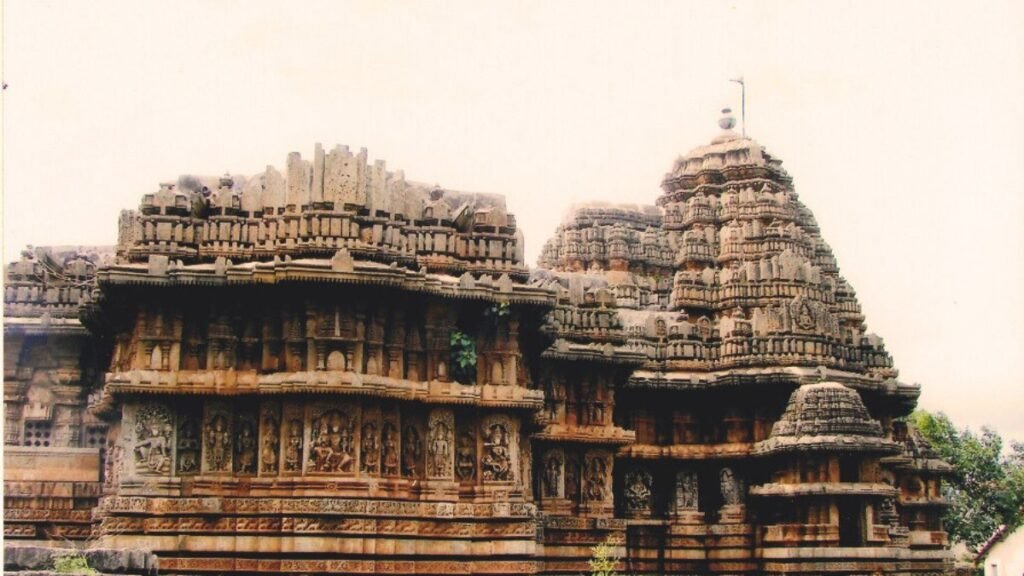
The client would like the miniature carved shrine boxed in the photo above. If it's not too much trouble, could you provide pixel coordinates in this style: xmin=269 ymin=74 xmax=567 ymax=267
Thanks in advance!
xmin=4 ymin=113 xmax=954 ymax=574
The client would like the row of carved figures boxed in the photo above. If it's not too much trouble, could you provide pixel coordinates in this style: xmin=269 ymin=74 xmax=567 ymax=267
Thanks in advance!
xmin=537 ymin=449 xmax=744 ymax=517
xmin=121 ymin=400 xmax=521 ymax=484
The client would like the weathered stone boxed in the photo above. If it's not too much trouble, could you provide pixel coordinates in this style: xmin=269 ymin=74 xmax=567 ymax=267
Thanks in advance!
xmin=4 ymin=546 xmax=59 ymax=571
xmin=4 ymin=114 xmax=953 ymax=575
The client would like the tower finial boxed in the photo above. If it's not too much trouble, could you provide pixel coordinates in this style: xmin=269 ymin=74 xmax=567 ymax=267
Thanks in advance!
xmin=729 ymin=77 xmax=746 ymax=137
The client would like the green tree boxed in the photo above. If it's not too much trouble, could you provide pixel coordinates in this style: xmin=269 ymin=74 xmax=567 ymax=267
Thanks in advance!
xmin=449 ymin=330 xmax=477 ymax=384
xmin=911 ymin=410 xmax=1024 ymax=551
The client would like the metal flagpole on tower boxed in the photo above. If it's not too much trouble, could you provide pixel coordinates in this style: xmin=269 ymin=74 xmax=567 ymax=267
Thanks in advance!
xmin=730 ymin=77 xmax=745 ymax=137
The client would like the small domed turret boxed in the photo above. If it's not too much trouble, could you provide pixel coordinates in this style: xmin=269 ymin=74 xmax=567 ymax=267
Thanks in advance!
xmin=754 ymin=382 xmax=901 ymax=455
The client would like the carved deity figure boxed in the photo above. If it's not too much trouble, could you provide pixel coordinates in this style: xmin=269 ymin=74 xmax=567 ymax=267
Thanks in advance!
xmin=584 ymin=456 xmax=608 ymax=503
xmin=543 ymin=453 xmax=562 ymax=497
xmin=205 ymin=414 xmax=231 ymax=472
xmin=176 ymin=417 xmax=200 ymax=474
xmin=104 ymin=441 xmax=123 ymax=491
xmin=310 ymin=410 xmax=354 ymax=473
xmin=697 ymin=317 xmax=712 ymax=341
xmin=481 ymin=423 xmax=512 ymax=481
xmin=565 ymin=457 xmax=580 ymax=502
xmin=720 ymin=467 xmax=744 ymax=506
xmin=455 ymin=432 xmax=476 ymax=481
xmin=134 ymin=420 xmax=172 ymax=474
xmin=381 ymin=422 xmax=399 ymax=476
xmin=261 ymin=417 xmax=280 ymax=474
xmin=674 ymin=470 xmax=699 ymax=511
xmin=360 ymin=422 xmax=379 ymax=474
xmin=236 ymin=421 xmax=257 ymax=474
xmin=428 ymin=419 xmax=452 ymax=477
xmin=624 ymin=468 xmax=653 ymax=513
xmin=402 ymin=425 xmax=422 ymax=477
xmin=284 ymin=419 xmax=303 ymax=472
xmin=133 ymin=405 xmax=173 ymax=474
xmin=796 ymin=300 xmax=815 ymax=330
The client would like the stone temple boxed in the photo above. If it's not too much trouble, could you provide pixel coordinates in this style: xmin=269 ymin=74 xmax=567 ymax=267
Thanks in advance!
xmin=4 ymin=111 xmax=954 ymax=574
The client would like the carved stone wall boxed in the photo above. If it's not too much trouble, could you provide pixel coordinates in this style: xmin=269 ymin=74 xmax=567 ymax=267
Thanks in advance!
xmin=3 ymin=248 xmax=108 ymax=542
xmin=5 ymin=128 xmax=952 ymax=574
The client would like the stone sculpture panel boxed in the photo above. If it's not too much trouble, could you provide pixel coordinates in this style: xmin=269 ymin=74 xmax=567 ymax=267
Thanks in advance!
xmin=281 ymin=402 xmax=304 ymax=474
xmin=481 ymin=415 xmax=515 ymax=483
xmin=401 ymin=415 xmax=424 ymax=479
xmin=674 ymin=470 xmax=699 ymax=512
xmin=175 ymin=408 xmax=201 ymax=476
xmin=203 ymin=402 xmax=233 ymax=474
xmin=427 ymin=409 xmax=455 ymax=480
xmin=380 ymin=407 xmax=400 ymax=477
xmin=582 ymin=450 xmax=612 ymax=505
xmin=623 ymin=466 xmax=653 ymax=515
xmin=542 ymin=448 xmax=564 ymax=498
xmin=308 ymin=402 xmax=359 ymax=474
xmin=259 ymin=402 xmax=281 ymax=476
xmin=360 ymin=404 xmax=381 ymax=476
xmin=129 ymin=403 xmax=173 ymax=476
xmin=234 ymin=409 xmax=258 ymax=476
xmin=719 ymin=467 xmax=744 ymax=506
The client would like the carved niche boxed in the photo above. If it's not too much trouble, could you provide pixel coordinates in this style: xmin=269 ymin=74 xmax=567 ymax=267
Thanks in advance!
xmin=402 ymin=419 xmax=424 ymax=478
xmin=720 ymin=467 xmax=744 ymax=506
xmin=455 ymin=429 xmax=476 ymax=481
xmin=565 ymin=454 xmax=581 ymax=503
xmin=308 ymin=403 xmax=359 ymax=474
xmin=103 ymin=426 xmax=124 ymax=492
xmin=360 ymin=404 xmax=381 ymax=476
xmin=130 ymin=403 xmax=173 ymax=475
xmin=175 ymin=409 xmax=201 ymax=475
xmin=481 ymin=415 xmax=515 ymax=482
xmin=674 ymin=470 xmax=699 ymax=512
xmin=542 ymin=448 xmax=564 ymax=498
xmin=381 ymin=410 xmax=400 ymax=477
xmin=259 ymin=402 xmax=281 ymax=475
xmin=427 ymin=409 xmax=455 ymax=479
xmin=582 ymin=450 xmax=612 ymax=505
xmin=520 ymin=435 xmax=533 ymax=499
xmin=623 ymin=466 xmax=653 ymax=515
xmin=203 ymin=403 xmax=233 ymax=473
xmin=282 ymin=402 xmax=304 ymax=474
xmin=234 ymin=410 xmax=258 ymax=476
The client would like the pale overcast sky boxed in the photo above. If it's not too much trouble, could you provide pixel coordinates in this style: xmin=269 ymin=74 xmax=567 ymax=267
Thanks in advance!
xmin=4 ymin=1 xmax=1023 ymax=441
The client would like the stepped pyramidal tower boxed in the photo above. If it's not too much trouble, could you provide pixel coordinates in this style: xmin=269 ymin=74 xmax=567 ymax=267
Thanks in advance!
xmin=4 ymin=110 xmax=954 ymax=575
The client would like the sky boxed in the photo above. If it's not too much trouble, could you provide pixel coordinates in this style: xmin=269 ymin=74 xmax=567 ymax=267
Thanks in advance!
xmin=3 ymin=1 xmax=1023 ymax=441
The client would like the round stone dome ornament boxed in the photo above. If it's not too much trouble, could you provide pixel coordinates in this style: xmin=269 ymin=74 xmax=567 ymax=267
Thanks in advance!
xmin=718 ymin=107 xmax=737 ymax=130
